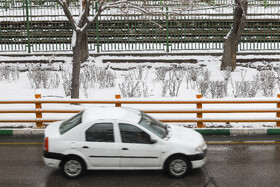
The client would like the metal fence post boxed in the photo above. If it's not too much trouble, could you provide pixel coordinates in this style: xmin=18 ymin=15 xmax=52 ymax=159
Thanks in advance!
xmin=95 ymin=2 xmax=100 ymax=53
xmin=115 ymin=95 xmax=121 ymax=107
xmin=25 ymin=0 xmax=31 ymax=53
xmin=5 ymin=0 xmax=7 ymax=11
xmin=35 ymin=94 xmax=43 ymax=128
xmin=277 ymin=94 xmax=280 ymax=127
xmin=196 ymin=94 xmax=203 ymax=128
xmin=166 ymin=7 xmax=169 ymax=53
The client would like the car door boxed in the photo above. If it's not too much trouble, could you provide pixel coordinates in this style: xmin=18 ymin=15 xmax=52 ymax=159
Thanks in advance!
xmin=79 ymin=122 xmax=120 ymax=168
xmin=118 ymin=123 xmax=162 ymax=168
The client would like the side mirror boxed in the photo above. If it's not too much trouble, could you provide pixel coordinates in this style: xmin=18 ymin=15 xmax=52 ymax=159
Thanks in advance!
xmin=150 ymin=138 xmax=157 ymax=144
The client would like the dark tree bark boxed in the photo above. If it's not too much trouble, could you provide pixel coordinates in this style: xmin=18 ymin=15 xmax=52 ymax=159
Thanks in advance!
xmin=220 ymin=0 xmax=248 ymax=70
xmin=80 ymin=33 xmax=89 ymax=63
xmin=71 ymin=39 xmax=81 ymax=98
xmin=71 ymin=22 xmax=89 ymax=99
xmin=71 ymin=32 xmax=88 ymax=99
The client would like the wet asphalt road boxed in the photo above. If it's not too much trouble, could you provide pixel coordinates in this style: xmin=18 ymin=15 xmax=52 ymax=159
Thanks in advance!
xmin=1 ymin=135 xmax=280 ymax=187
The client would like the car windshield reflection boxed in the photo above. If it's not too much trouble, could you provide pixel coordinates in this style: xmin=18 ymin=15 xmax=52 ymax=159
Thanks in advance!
xmin=139 ymin=112 xmax=167 ymax=139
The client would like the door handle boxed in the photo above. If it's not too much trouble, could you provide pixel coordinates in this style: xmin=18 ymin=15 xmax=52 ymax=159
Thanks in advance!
xmin=82 ymin=146 xmax=89 ymax=149
xmin=122 ymin=148 xmax=128 ymax=150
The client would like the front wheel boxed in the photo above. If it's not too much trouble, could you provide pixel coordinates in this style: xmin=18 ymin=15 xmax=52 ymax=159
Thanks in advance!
xmin=165 ymin=156 xmax=191 ymax=178
xmin=61 ymin=157 xmax=86 ymax=178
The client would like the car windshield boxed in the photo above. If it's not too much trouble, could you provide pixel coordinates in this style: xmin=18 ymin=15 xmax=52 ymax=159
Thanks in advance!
xmin=60 ymin=111 xmax=84 ymax=134
xmin=139 ymin=112 xmax=167 ymax=139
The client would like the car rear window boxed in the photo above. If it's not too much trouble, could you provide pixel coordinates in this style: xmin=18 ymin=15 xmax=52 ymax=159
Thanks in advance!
xmin=60 ymin=111 xmax=84 ymax=134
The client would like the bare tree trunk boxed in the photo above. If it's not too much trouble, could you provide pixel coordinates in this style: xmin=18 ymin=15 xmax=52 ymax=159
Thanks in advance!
xmin=80 ymin=32 xmax=89 ymax=63
xmin=71 ymin=33 xmax=82 ymax=99
xmin=70 ymin=1 xmax=89 ymax=99
xmin=220 ymin=0 xmax=248 ymax=70
xmin=70 ymin=29 xmax=89 ymax=99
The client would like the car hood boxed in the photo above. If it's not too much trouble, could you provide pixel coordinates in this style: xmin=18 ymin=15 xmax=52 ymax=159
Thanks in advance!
xmin=166 ymin=125 xmax=205 ymax=148
xmin=44 ymin=121 xmax=62 ymax=137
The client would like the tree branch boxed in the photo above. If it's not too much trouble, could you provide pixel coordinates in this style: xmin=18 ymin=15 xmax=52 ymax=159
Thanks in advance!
xmin=79 ymin=0 xmax=91 ymax=27
xmin=81 ymin=0 xmax=106 ymax=34
xmin=56 ymin=0 xmax=78 ymax=31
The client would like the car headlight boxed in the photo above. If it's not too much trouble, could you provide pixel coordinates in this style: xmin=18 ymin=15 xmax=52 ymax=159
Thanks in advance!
xmin=202 ymin=142 xmax=207 ymax=150
xmin=195 ymin=146 xmax=203 ymax=153
xmin=195 ymin=143 xmax=207 ymax=153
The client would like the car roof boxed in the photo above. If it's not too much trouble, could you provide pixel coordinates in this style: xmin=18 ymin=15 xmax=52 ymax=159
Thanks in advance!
xmin=82 ymin=106 xmax=142 ymax=124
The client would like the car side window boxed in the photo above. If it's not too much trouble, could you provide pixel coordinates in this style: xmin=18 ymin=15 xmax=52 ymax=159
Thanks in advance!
xmin=119 ymin=123 xmax=151 ymax=144
xmin=86 ymin=123 xmax=114 ymax=142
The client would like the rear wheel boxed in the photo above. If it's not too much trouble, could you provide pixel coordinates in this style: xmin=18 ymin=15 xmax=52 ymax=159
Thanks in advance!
xmin=165 ymin=156 xmax=191 ymax=178
xmin=61 ymin=157 xmax=86 ymax=178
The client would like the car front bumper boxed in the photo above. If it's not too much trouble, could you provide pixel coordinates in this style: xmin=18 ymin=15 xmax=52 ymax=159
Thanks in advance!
xmin=191 ymin=157 xmax=206 ymax=169
xmin=190 ymin=149 xmax=207 ymax=169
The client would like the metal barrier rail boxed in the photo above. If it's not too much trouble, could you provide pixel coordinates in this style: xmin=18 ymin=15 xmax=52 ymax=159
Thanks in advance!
xmin=0 ymin=94 xmax=280 ymax=128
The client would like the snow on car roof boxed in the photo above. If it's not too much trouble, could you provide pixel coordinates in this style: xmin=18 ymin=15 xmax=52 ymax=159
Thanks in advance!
xmin=82 ymin=106 xmax=142 ymax=123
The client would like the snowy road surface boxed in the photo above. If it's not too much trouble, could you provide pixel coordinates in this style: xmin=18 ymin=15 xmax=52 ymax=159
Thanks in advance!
xmin=0 ymin=136 xmax=280 ymax=186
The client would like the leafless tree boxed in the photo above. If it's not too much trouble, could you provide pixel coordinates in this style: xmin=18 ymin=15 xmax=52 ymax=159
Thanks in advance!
xmin=56 ymin=0 xmax=152 ymax=98
xmin=220 ymin=0 xmax=248 ymax=70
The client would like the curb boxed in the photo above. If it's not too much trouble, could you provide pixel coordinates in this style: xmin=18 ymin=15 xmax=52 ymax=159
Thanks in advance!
xmin=195 ymin=128 xmax=280 ymax=135
xmin=1 ymin=128 xmax=280 ymax=136
xmin=0 ymin=129 xmax=44 ymax=136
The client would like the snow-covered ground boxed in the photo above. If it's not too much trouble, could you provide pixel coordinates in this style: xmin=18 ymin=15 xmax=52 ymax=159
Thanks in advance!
xmin=1 ymin=54 xmax=280 ymax=129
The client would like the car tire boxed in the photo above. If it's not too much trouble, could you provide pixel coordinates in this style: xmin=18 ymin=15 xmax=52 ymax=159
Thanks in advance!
xmin=165 ymin=156 xmax=191 ymax=178
xmin=61 ymin=156 xmax=86 ymax=179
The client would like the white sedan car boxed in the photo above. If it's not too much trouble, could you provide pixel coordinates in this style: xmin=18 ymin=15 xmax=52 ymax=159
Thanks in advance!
xmin=43 ymin=107 xmax=207 ymax=178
